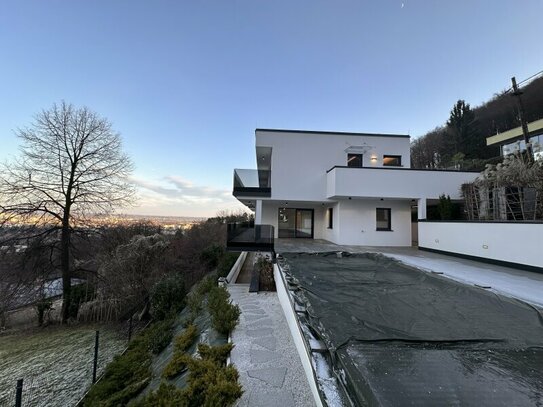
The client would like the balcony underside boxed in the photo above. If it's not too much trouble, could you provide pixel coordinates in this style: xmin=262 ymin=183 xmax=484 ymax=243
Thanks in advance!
xmin=233 ymin=187 xmax=271 ymax=198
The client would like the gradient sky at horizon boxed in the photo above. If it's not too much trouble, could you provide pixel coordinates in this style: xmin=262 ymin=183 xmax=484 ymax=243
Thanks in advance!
xmin=1 ymin=1 xmax=542 ymax=217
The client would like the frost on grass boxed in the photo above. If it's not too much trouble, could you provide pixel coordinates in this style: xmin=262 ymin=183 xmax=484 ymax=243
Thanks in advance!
xmin=0 ymin=325 xmax=126 ymax=406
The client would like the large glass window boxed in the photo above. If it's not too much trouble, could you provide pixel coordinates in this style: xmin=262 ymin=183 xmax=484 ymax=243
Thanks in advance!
xmin=278 ymin=208 xmax=314 ymax=238
xmin=347 ymin=153 xmax=363 ymax=167
xmin=376 ymin=208 xmax=391 ymax=231
xmin=383 ymin=155 xmax=402 ymax=166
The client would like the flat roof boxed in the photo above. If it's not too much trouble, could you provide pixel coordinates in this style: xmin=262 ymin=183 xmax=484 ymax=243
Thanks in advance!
xmin=256 ymin=128 xmax=410 ymax=138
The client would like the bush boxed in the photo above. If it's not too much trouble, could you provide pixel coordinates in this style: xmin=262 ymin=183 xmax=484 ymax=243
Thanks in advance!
xmin=84 ymin=332 xmax=152 ymax=406
xmin=217 ymin=252 xmax=239 ymax=278
xmin=35 ymin=297 xmax=53 ymax=326
xmin=150 ymin=274 xmax=186 ymax=321
xmin=256 ymin=256 xmax=275 ymax=291
xmin=84 ymin=316 xmax=179 ymax=405
xmin=199 ymin=244 xmax=224 ymax=269
xmin=68 ymin=283 xmax=95 ymax=319
xmin=136 ymin=344 xmax=242 ymax=407
xmin=183 ymin=358 xmax=242 ymax=406
xmin=146 ymin=317 xmax=176 ymax=354
xmin=162 ymin=324 xmax=199 ymax=379
xmin=197 ymin=343 xmax=233 ymax=365
xmin=207 ymin=286 xmax=240 ymax=336
xmin=133 ymin=382 xmax=186 ymax=406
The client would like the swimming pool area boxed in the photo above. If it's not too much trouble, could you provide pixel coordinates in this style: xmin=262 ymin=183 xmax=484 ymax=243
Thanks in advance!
xmin=278 ymin=252 xmax=543 ymax=406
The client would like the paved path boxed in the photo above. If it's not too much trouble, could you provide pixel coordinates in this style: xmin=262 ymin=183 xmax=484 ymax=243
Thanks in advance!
xmin=228 ymin=284 xmax=315 ymax=407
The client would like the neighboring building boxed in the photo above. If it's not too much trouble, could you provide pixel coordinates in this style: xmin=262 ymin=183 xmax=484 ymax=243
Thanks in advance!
xmin=486 ymin=118 xmax=543 ymax=160
xmin=230 ymin=128 xmax=479 ymax=247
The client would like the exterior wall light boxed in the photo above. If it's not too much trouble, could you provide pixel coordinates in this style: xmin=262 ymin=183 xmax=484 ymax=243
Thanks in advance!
xmin=370 ymin=155 xmax=378 ymax=162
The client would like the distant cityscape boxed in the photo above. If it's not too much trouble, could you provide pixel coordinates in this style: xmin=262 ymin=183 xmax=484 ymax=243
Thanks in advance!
xmin=88 ymin=213 xmax=207 ymax=231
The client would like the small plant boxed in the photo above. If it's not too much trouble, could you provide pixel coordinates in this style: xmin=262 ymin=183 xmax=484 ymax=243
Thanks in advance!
xmin=256 ymin=256 xmax=275 ymax=291
xmin=162 ymin=324 xmax=199 ymax=379
xmin=35 ymin=297 xmax=53 ymax=326
xmin=437 ymin=194 xmax=453 ymax=220
xmin=133 ymin=382 xmax=186 ymax=406
xmin=207 ymin=286 xmax=240 ymax=335
xmin=197 ymin=342 xmax=233 ymax=365
xmin=182 ymin=357 xmax=242 ymax=406
xmin=146 ymin=317 xmax=176 ymax=354
xmin=136 ymin=343 xmax=242 ymax=407
xmin=84 ymin=330 xmax=152 ymax=406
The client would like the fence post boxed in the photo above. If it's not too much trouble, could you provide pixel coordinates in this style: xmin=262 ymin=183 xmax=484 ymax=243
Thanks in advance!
xmin=15 ymin=378 xmax=23 ymax=407
xmin=92 ymin=330 xmax=99 ymax=383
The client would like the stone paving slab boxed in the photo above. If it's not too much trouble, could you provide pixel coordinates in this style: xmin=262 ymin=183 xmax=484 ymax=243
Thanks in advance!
xmin=228 ymin=284 xmax=315 ymax=407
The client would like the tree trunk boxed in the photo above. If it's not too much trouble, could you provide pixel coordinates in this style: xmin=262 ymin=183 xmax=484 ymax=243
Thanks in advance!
xmin=60 ymin=223 xmax=71 ymax=322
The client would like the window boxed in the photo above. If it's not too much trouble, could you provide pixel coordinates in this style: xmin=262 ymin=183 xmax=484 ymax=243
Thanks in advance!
xmin=376 ymin=208 xmax=391 ymax=231
xmin=347 ymin=153 xmax=363 ymax=167
xmin=327 ymin=208 xmax=333 ymax=229
xmin=383 ymin=155 xmax=402 ymax=167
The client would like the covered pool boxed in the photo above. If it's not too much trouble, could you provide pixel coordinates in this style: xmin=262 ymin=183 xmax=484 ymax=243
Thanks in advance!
xmin=280 ymin=252 xmax=543 ymax=406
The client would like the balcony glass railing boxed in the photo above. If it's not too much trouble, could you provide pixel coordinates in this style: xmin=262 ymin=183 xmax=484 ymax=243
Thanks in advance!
xmin=233 ymin=169 xmax=271 ymax=197
xmin=226 ymin=222 xmax=275 ymax=252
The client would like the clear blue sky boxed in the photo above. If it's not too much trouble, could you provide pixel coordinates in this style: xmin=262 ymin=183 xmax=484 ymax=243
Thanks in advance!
xmin=1 ymin=1 xmax=542 ymax=216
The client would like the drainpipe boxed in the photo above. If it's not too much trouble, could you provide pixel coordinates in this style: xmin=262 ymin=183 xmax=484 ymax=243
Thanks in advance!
xmin=417 ymin=198 xmax=427 ymax=220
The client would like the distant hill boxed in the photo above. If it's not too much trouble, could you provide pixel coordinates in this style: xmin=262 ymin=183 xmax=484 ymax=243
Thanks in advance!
xmin=411 ymin=74 xmax=543 ymax=169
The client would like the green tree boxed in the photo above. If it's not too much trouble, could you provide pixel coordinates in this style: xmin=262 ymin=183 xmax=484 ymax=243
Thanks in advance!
xmin=446 ymin=100 xmax=483 ymax=160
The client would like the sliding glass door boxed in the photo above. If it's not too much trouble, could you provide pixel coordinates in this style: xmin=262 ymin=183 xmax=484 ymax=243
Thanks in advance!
xmin=278 ymin=208 xmax=314 ymax=238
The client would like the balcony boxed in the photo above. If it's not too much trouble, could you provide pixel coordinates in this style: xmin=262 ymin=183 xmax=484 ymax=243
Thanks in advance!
xmin=226 ymin=222 xmax=275 ymax=252
xmin=233 ymin=169 xmax=271 ymax=197
xmin=326 ymin=166 xmax=479 ymax=200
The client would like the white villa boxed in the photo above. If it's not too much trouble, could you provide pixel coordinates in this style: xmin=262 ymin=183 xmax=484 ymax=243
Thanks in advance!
xmin=230 ymin=128 xmax=479 ymax=247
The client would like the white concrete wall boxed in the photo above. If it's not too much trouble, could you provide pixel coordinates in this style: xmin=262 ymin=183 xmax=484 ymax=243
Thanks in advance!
xmin=336 ymin=199 xmax=412 ymax=246
xmin=256 ymin=130 xmax=411 ymax=202
xmin=328 ymin=167 xmax=479 ymax=200
xmin=419 ymin=222 xmax=543 ymax=268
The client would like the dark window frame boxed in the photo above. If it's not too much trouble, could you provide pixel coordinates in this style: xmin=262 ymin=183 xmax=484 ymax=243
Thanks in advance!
xmin=327 ymin=207 xmax=333 ymax=229
xmin=347 ymin=153 xmax=363 ymax=167
xmin=376 ymin=208 xmax=392 ymax=231
xmin=382 ymin=155 xmax=402 ymax=167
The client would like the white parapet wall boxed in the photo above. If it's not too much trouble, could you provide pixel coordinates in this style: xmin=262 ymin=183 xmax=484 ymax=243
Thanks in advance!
xmin=226 ymin=251 xmax=247 ymax=284
xmin=274 ymin=264 xmax=324 ymax=407
xmin=418 ymin=221 xmax=543 ymax=269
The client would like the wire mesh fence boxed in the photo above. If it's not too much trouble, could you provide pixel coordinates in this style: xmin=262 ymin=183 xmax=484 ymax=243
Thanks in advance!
xmin=0 ymin=319 xmax=146 ymax=407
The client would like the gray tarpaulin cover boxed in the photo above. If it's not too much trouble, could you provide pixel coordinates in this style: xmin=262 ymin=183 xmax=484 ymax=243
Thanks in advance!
xmin=281 ymin=252 xmax=543 ymax=406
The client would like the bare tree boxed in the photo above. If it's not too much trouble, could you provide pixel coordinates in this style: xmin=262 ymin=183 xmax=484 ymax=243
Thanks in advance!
xmin=0 ymin=101 xmax=135 ymax=322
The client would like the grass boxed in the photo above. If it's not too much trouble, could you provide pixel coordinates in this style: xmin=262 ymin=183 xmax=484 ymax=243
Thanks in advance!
xmin=0 ymin=325 xmax=126 ymax=407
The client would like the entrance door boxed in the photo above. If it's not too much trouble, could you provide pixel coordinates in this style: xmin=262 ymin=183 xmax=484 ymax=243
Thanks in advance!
xmin=278 ymin=208 xmax=314 ymax=238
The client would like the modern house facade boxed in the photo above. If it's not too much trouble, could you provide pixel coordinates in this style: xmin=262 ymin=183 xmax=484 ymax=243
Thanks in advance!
xmin=231 ymin=129 xmax=479 ymax=247
xmin=486 ymin=117 xmax=543 ymax=159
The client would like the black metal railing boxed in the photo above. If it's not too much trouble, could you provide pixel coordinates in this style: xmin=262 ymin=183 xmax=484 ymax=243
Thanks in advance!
xmin=226 ymin=222 xmax=274 ymax=252
xmin=233 ymin=169 xmax=271 ymax=197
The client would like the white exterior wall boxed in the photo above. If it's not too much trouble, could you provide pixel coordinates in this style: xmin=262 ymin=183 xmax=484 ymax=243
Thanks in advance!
xmin=336 ymin=199 xmax=412 ymax=246
xmin=328 ymin=167 xmax=479 ymax=200
xmin=256 ymin=130 xmax=411 ymax=202
xmin=419 ymin=222 xmax=543 ymax=268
